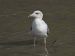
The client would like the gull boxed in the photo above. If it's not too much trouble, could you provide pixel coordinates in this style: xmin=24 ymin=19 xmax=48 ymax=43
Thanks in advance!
xmin=28 ymin=10 xmax=49 ymax=55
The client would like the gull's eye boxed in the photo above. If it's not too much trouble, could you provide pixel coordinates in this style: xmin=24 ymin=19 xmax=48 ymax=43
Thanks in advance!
xmin=35 ymin=13 xmax=39 ymax=14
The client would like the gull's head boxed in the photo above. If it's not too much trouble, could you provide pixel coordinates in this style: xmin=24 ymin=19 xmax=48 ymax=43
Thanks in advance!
xmin=28 ymin=10 xmax=43 ymax=19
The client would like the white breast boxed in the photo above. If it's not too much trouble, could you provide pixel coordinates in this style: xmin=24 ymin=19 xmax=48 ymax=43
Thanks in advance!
xmin=32 ymin=19 xmax=48 ymax=37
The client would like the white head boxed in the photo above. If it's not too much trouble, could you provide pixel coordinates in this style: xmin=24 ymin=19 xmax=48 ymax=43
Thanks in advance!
xmin=28 ymin=10 xmax=43 ymax=19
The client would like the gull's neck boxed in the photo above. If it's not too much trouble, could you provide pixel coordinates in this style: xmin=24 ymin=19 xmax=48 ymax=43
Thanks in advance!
xmin=33 ymin=17 xmax=43 ymax=25
xmin=34 ymin=17 xmax=43 ymax=20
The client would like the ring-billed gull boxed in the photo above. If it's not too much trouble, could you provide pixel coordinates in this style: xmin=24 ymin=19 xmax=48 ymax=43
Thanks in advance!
xmin=28 ymin=10 xmax=49 ymax=55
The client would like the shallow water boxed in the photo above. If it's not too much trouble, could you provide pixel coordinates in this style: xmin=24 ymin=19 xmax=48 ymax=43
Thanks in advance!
xmin=0 ymin=0 xmax=75 ymax=56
